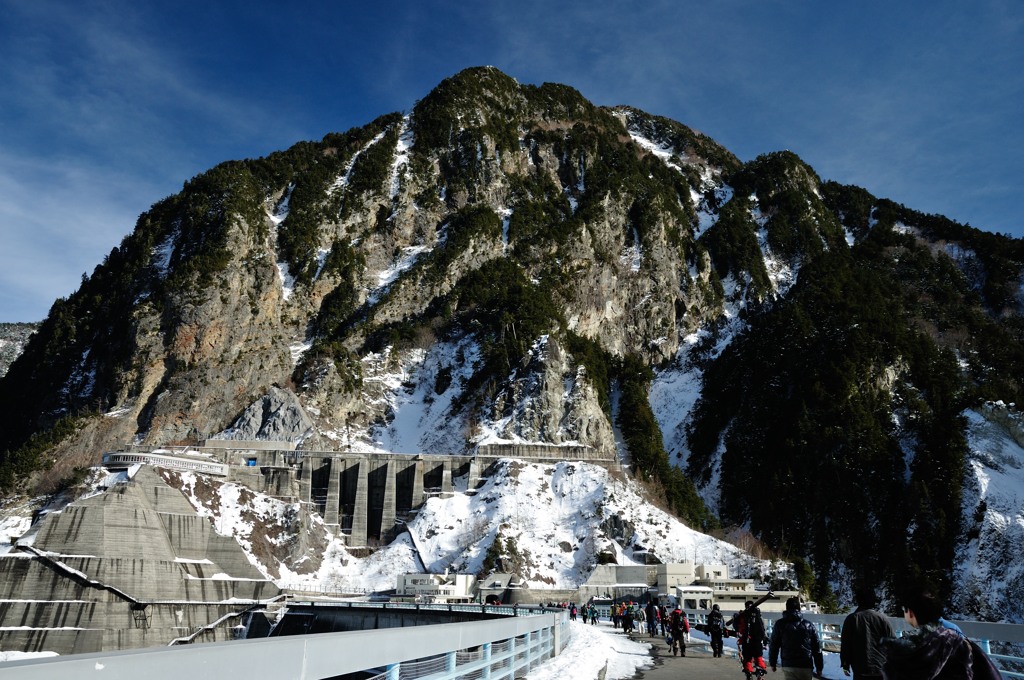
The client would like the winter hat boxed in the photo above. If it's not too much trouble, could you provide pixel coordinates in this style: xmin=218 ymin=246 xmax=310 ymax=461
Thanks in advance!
xmin=786 ymin=597 xmax=801 ymax=613
xmin=713 ymin=604 xmax=720 ymax=611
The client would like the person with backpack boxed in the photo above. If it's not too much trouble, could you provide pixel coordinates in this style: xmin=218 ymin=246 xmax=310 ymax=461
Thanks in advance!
xmin=732 ymin=600 xmax=769 ymax=678
xmin=769 ymin=597 xmax=824 ymax=680
xmin=882 ymin=585 xmax=1002 ymax=680
xmin=707 ymin=603 xmax=726 ymax=658
xmin=840 ymin=588 xmax=893 ymax=680
xmin=623 ymin=603 xmax=635 ymax=635
xmin=645 ymin=600 xmax=660 ymax=638
xmin=669 ymin=606 xmax=689 ymax=656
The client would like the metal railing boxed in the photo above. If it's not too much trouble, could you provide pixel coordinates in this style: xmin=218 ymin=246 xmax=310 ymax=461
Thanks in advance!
xmin=0 ymin=607 xmax=568 ymax=680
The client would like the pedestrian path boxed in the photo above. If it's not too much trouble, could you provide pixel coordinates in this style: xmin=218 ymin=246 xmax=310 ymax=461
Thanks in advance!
xmin=612 ymin=628 xmax=748 ymax=680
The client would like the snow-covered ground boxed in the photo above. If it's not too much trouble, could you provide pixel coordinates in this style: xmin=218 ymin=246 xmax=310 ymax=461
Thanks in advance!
xmin=528 ymin=620 xmax=848 ymax=680
xmin=170 ymin=456 xmax=780 ymax=593
xmin=527 ymin=621 xmax=653 ymax=680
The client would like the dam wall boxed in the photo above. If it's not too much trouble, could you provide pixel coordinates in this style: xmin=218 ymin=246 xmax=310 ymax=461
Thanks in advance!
xmin=108 ymin=442 xmax=616 ymax=547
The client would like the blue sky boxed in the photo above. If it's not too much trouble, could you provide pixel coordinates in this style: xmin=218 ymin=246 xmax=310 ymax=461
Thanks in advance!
xmin=1 ymin=0 xmax=1021 ymax=322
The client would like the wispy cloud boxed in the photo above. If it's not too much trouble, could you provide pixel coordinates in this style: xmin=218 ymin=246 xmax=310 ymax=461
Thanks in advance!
xmin=0 ymin=1 xmax=310 ymax=321
xmin=1 ymin=0 xmax=1021 ymax=321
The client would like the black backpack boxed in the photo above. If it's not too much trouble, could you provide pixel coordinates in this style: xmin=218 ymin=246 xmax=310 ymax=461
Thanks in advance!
xmin=746 ymin=607 xmax=766 ymax=642
xmin=708 ymin=610 xmax=724 ymax=632
xmin=670 ymin=610 xmax=683 ymax=629
xmin=968 ymin=640 xmax=1002 ymax=680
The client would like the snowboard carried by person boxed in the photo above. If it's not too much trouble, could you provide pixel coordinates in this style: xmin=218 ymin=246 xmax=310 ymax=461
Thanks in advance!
xmin=729 ymin=593 xmax=775 ymax=679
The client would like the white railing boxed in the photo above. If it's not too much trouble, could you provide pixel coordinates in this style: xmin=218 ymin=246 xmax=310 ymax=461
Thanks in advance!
xmin=0 ymin=608 xmax=568 ymax=680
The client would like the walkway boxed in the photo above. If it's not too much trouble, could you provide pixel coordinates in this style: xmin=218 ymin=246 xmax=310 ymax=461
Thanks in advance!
xmin=620 ymin=629 xmax=747 ymax=680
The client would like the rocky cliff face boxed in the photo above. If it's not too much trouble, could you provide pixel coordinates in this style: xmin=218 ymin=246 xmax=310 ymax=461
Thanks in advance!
xmin=0 ymin=323 xmax=37 ymax=379
xmin=1 ymin=68 xmax=744 ymax=463
xmin=2 ymin=67 xmax=1023 ymax=611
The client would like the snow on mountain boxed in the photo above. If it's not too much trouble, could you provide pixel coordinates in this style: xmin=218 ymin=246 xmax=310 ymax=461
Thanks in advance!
xmin=3 ymin=403 xmax=1022 ymax=619
xmin=954 ymin=405 xmax=1024 ymax=621
xmin=145 ymin=457 xmax=781 ymax=594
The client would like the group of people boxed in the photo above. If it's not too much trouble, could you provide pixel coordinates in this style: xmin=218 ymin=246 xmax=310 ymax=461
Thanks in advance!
xmin=606 ymin=600 xmax=693 ymax=657
xmin=565 ymin=602 xmax=599 ymax=624
xmin=609 ymin=601 xmax=645 ymax=634
xmin=728 ymin=586 xmax=1001 ymax=680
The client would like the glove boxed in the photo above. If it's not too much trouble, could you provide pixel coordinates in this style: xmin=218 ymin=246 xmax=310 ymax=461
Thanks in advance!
xmin=843 ymin=668 xmax=851 ymax=677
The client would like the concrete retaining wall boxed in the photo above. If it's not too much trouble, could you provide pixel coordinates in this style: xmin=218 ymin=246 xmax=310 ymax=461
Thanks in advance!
xmin=0 ymin=466 xmax=280 ymax=655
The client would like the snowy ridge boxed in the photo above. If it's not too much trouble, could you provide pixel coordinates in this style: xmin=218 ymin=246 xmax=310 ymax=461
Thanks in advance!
xmin=389 ymin=116 xmax=413 ymax=201
xmin=359 ymin=337 xmax=484 ymax=454
xmin=269 ymin=185 xmax=296 ymax=301
xmin=954 ymin=408 xmax=1024 ymax=620
xmin=626 ymin=128 xmax=684 ymax=174
xmin=692 ymin=167 xmax=733 ymax=240
xmin=366 ymin=245 xmax=431 ymax=306
xmin=332 ymin=131 xmax=388 ymax=192
xmin=751 ymin=194 xmax=797 ymax=297
xmin=151 ymin=229 xmax=176 ymax=278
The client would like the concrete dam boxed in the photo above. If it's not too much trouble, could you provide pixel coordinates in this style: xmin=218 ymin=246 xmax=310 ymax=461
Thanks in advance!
xmin=104 ymin=441 xmax=616 ymax=547
xmin=0 ymin=441 xmax=614 ymax=655
xmin=0 ymin=465 xmax=282 ymax=655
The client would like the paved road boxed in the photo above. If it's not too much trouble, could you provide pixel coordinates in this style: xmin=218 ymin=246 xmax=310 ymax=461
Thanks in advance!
xmin=616 ymin=630 xmax=747 ymax=680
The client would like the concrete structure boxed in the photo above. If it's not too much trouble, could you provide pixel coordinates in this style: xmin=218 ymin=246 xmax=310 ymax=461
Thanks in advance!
xmin=108 ymin=441 xmax=616 ymax=547
xmin=0 ymin=466 xmax=281 ymax=655
xmin=689 ymin=566 xmax=800 ymax=613
xmin=396 ymin=571 xmax=477 ymax=603
xmin=577 ymin=562 xmax=710 ymax=602
xmin=574 ymin=562 xmax=800 ymax=613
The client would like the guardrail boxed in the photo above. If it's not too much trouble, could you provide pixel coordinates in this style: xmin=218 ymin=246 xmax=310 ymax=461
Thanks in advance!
xmin=0 ymin=607 xmax=569 ymax=680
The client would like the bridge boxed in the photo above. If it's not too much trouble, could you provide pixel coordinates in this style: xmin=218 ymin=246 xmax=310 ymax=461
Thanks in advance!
xmin=3 ymin=605 xmax=1024 ymax=680
xmin=0 ymin=603 xmax=568 ymax=680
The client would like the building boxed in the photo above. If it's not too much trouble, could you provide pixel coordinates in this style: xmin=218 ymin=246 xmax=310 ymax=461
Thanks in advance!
xmin=395 ymin=571 xmax=477 ymax=603
xmin=577 ymin=561 xmax=801 ymax=613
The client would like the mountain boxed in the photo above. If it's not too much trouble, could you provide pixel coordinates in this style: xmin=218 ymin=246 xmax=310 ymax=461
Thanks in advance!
xmin=0 ymin=323 xmax=38 ymax=379
xmin=1 ymin=66 xmax=1023 ymax=617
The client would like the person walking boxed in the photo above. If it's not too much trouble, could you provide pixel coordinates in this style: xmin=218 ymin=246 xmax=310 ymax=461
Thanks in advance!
xmin=646 ymin=600 xmax=660 ymax=638
xmin=623 ymin=603 xmax=635 ymax=635
xmin=669 ymin=606 xmax=689 ymax=657
xmin=732 ymin=600 xmax=769 ymax=678
xmin=880 ymin=586 xmax=1002 ymax=680
xmin=840 ymin=588 xmax=894 ymax=680
xmin=769 ymin=597 xmax=824 ymax=680
xmin=707 ymin=603 xmax=726 ymax=658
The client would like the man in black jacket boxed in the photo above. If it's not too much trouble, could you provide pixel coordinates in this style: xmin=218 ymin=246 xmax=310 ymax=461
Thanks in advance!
xmin=840 ymin=588 xmax=894 ymax=680
xmin=708 ymin=603 xmax=726 ymax=658
xmin=769 ymin=597 xmax=824 ymax=680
